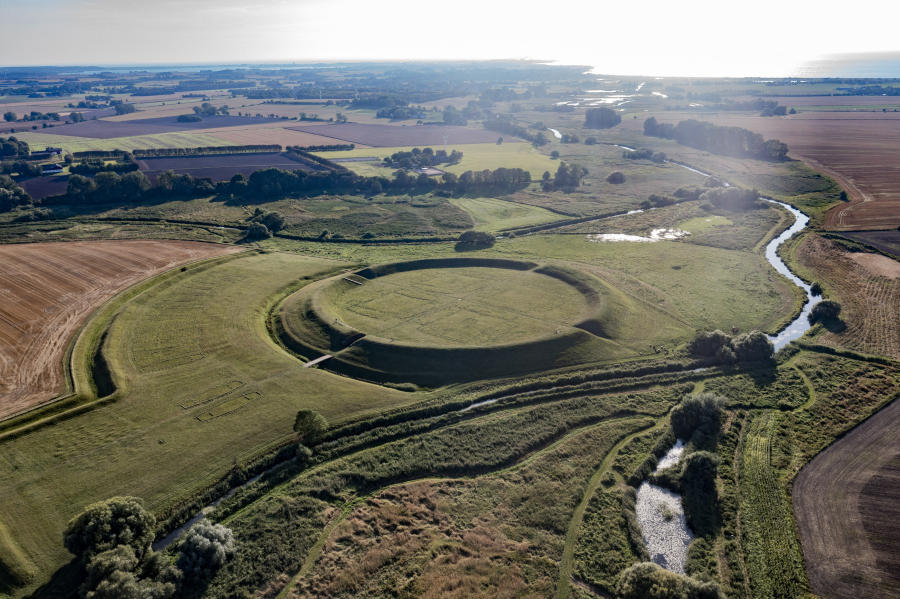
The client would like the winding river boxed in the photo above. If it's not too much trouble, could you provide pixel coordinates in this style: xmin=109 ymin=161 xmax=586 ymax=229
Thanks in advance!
xmin=631 ymin=156 xmax=819 ymax=571
xmin=156 ymin=151 xmax=819 ymax=553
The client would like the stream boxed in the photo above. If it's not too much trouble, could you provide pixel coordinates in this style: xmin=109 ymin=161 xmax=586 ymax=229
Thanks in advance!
xmin=155 ymin=152 xmax=818 ymax=553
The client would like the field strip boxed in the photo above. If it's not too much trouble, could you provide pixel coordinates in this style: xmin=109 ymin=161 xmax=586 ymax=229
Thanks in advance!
xmin=555 ymin=418 xmax=666 ymax=599
xmin=271 ymin=415 xmax=650 ymax=599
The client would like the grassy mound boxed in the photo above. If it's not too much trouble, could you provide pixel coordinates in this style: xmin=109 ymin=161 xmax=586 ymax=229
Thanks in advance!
xmin=278 ymin=258 xmax=680 ymax=386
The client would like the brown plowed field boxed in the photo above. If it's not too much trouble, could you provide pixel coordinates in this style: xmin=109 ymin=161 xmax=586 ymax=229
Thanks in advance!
xmin=634 ymin=111 xmax=900 ymax=230
xmin=0 ymin=240 xmax=240 ymax=419
xmin=793 ymin=398 xmax=900 ymax=599
xmin=795 ymin=234 xmax=900 ymax=359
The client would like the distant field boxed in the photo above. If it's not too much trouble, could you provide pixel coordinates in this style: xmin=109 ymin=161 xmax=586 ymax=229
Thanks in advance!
xmin=331 ymin=266 xmax=590 ymax=346
xmin=0 ymin=251 xmax=412 ymax=590
xmin=449 ymin=196 xmax=565 ymax=231
xmin=290 ymin=122 xmax=515 ymax=147
xmin=627 ymin=111 xmax=900 ymax=230
xmin=199 ymin=123 xmax=356 ymax=148
xmin=315 ymin=142 xmax=557 ymax=179
xmin=0 ymin=241 xmax=240 ymax=420
xmin=11 ymin=130 xmax=235 ymax=153
xmin=136 ymin=151 xmax=321 ymax=182
xmin=37 ymin=115 xmax=285 ymax=139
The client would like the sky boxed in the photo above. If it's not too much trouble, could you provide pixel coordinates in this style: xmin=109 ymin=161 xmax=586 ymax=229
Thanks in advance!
xmin=2 ymin=0 xmax=900 ymax=77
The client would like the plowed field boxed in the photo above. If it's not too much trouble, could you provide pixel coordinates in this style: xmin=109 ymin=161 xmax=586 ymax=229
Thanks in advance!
xmin=793 ymin=398 xmax=900 ymax=599
xmin=0 ymin=240 xmax=240 ymax=419
xmin=628 ymin=111 xmax=900 ymax=230
xmin=795 ymin=234 xmax=900 ymax=359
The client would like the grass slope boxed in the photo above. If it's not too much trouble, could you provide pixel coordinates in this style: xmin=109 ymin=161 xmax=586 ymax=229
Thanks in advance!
xmin=0 ymin=251 xmax=414 ymax=593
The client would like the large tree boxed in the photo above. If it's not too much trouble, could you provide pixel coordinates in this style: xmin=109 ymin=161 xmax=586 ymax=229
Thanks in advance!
xmin=584 ymin=106 xmax=622 ymax=129
xmin=64 ymin=496 xmax=156 ymax=561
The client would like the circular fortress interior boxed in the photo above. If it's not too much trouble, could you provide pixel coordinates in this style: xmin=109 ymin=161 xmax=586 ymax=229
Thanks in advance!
xmin=276 ymin=257 xmax=628 ymax=386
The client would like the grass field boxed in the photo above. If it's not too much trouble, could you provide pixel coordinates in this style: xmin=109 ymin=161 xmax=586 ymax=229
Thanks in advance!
xmin=314 ymin=142 xmax=557 ymax=179
xmin=449 ymin=196 xmax=565 ymax=231
xmin=10 ymin=130 xmax=237 ymax=153
xmin=263 ymin=233 xmax=804 ymax=343
xmin=329 ymin=266 xmax=588 ymax=346
xmin=0 ymin=251 xmax=418 ymax=594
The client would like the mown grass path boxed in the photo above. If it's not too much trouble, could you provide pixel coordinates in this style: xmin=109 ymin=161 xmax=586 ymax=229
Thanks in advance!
xmin=554 ymin=417 xmax=664 ymax=598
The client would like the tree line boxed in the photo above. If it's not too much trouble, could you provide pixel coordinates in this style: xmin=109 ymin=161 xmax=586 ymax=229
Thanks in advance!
xmin=38 ymin=164 xmax=533 ymax=210
xmin=383 ymin=147 xmax=462 ymax=169
xmin=644 ymin=117 xmax=789 ymax=161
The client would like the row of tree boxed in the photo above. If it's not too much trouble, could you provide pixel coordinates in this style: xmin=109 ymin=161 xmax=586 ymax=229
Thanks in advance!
xmin=51 ymin=163 xmax=534 ymax=208
xmin=483 ymin=116 xmax=549 ymax=146
xmin=0 ymin=136 xmax=30 ymax=158
xmin=644 ymin=117 xmax=789 ymax=161
xmin=383 ymin=147 xmax=463 ymax=169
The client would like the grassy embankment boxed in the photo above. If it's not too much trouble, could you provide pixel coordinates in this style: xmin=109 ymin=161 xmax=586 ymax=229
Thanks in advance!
xmin=0 ymin=251 xmax=418 ymax=595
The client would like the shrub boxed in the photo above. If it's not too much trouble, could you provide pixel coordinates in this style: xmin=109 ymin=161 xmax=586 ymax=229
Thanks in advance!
xmin=293 ymin=409 xmax=328 ymax=444
xmin=809 ymin=299 xmax=841 ymax=323
xmin=810 ymin=282 xmax=822 ymax=296
xmin=242 ymin=223 xmax=270 ymax=241
xmin=585 ymin=106 xmax=621 ymax=129
xmin=455 ymin=230 xmax=496 ymax=251
xmin=616 ymin=562 xmax=723 ymax=599
xmin=606 ymin=171 xmax=626 ymax=184
xmin=176 ymin=518 xmax=235 ymax=580
xmin=82 ymin=545 xmax=179 ymax=599
xmin=686 ymin=330 xmax=730 ymax=358
xmin=670 ymin=393 xmax=723 ymax=447
xmin=64 ymin=497 xmax=156 ymax=561
xmin=699 ymin=186 xmax=760 ymax=211
xmin=679 ymin=451 xmax=720 ymax=537
xmin=732 ymin=331 xmax=774 ymax=363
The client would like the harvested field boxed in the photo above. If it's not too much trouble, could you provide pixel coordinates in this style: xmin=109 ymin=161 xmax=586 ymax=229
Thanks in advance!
xmin=136 ymin=151 xmax=323 ymax=182
xmin=0 ymin=240 xmax=240 ymax=419
xmin=201 ymin=123 xmax=360 ymax=148
xmin=793 ymin=398 xmax=900 ymax=599
xmin=793 ymin=233 xmax=900 ymax=358
xmin=629 ymin=111 xmax=900 ymax=230
xmin=40 ymin=115 xmax=284 ymax=138
xmin=288 ymin=122 xmax=517 ymax=147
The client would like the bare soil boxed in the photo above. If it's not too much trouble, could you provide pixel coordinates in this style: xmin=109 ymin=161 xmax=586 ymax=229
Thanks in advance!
xmin=0 ymin=240 xmax=240 ymax=419
xmin=793 ymin=399 xmax=900 ymax=599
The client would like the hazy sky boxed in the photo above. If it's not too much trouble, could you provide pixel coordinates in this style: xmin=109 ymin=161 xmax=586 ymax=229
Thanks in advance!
xmin=2 ymin=0 xmax=899 ymax=76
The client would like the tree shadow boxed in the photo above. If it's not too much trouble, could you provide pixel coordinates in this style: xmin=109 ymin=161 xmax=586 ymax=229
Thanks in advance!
xmin=25 ymin=559 xmax=81 ymax=599
xmin=822 ymin=318 xmax=847 ymax=333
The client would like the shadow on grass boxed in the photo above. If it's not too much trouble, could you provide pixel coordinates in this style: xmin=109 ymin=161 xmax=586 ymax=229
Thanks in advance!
xmin=821 ymin=318 xmax=847 ymax=334
xmin=26 ymin=559 xmax=80 ymax=599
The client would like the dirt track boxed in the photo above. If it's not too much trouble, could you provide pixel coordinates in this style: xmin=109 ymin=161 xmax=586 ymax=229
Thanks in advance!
xmin=0 ymin=240 xmax=239 ymax=419
xmin=793 ymin=398 xmax=900 ymax=599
